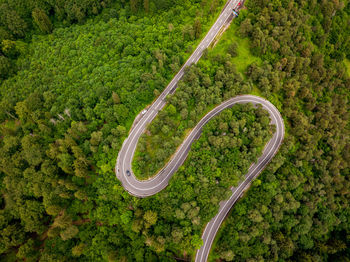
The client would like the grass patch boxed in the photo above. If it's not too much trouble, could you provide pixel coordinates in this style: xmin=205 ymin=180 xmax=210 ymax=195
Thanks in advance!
xmin=209 ymin=23 xmax=261 ymax=73
xmin=344 ymin=58 xmax=350 ymax=77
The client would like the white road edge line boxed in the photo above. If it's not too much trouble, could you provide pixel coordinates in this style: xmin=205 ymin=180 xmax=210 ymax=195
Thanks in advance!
xmin=115 ymin=0 xmax=285 ymax=261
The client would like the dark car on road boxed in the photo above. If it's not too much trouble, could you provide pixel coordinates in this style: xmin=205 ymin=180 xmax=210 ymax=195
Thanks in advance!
xmin=126 ymin=170 xmax=131 ymax=176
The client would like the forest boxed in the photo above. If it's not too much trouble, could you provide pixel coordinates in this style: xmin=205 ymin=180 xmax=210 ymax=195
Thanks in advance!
xmin=210 ymin=0 xmax=350 ymax=260
xmin=132 ymin=54 xmax=258 ymax=179
xmin=0 ymin=0 xmax=215 ymax=80
xmin=0 ymin=0 xmax=349 ymax=261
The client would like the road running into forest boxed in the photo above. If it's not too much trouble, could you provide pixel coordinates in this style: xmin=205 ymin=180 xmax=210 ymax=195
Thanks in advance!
xmin=115 ymin=0 xmax=285 ymax=261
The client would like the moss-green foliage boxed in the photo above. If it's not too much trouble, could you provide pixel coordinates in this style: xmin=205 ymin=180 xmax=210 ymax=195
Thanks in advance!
xmin=0 ymin=0 xmax=224 ymax=81
xmin=210 ymin=0 xmax=350 ymax=261
xmin=344 ymin=59 xmax=350 ymax=77
xmin=189 ymin=104 xmax=273 ymax=188
xmin=0 ymin=0 xmax=232 ymax=260
xmin=132 ymin=13 xmax=264 ymax=180
xmin=132 ymin=54 xmax=254 ymax=179
xmin=0 ymin=0 xmax=349 ymax=260
xmin=138 ymin=104 xmax=273 ymax=255
xmin=210 ymin=22 xmax=261 ymax=74
xmin=0 ymin=0 xmax=121 ymax=80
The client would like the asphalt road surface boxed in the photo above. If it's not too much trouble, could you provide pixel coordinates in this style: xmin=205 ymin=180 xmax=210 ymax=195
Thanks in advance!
xmin=116 ymin=0 xmax=242 ymax=196
xmin=115 ymin=0 xmax=285 ymax=261
xmin=194 ymin=95 xmax=284 ymax=262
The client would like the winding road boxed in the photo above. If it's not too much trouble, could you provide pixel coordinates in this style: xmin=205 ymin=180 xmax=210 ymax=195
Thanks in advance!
xmin=115 ymin=0 xmax=285 ymax=261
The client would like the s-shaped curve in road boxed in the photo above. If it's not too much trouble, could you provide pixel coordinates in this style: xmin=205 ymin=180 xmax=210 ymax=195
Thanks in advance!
xmin=115 ymin=0 xmax=285 ymax=261
xmin=116 ymin=0 xmax=242 ymax=196
xmin=116 ymin=95 xmax=284 ymax=260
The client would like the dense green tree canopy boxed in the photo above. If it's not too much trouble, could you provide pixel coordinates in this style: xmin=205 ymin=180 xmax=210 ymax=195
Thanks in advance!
xmin=211 ymin=0 xmax=350 ymax=260
xmin=0 ymin=0 xmax=349 ymax=261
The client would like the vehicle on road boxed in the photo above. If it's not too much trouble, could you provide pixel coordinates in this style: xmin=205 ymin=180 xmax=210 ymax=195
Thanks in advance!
xmin=114 ymin=2 xmax=286 ymax=261
xmin=141 ymin=109 xmax=147 ymax=115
